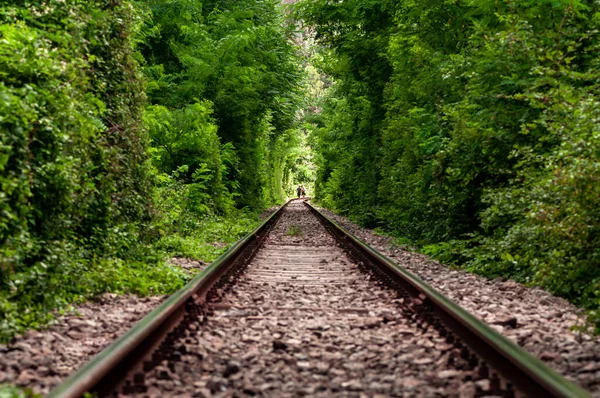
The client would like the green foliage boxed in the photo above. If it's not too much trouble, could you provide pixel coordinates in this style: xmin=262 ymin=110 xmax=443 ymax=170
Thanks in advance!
xmin=0 ymin=239 xmax=188 ymax=341
xmin=139 ymin=0 xmax=304 ymax=210
xmin=0 ymin=0 xmax=183 ymax=341
xmin=151 ymin=162 xmax=262 ymax=262
xmin=139 ymin=0 xmax=310 ymax=272
xmin=0 ymin=385 xmax=39 ymax=398
xmin=154 ymin=212 xmax=262 ymax=261
xmin=298 ymin=0 xmax=600 ymax=328
xmin=144 ymin=102 xmax=234 ymax=215
xmin=286 ymin=224 xmax=303 ymax=237
xmin=0 ymin=0 xmax=313 ymax=344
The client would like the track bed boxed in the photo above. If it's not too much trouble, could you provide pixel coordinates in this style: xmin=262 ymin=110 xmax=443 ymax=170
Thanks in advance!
xmin=133 ymin=201 xmax=472 ymax=397
xmin=50 ymin=200 xmax=589 ymax=398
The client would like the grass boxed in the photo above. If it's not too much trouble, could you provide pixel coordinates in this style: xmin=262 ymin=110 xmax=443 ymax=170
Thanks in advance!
xmin=0 ymin=254 xmax=189 ymax=343
xmin=154 ymin=212 xmax=262 ymax=263
xmin=0 ymin=385 xmax=39 ymax=398
xmin=286 ymin=224 xmax=303 ymax=237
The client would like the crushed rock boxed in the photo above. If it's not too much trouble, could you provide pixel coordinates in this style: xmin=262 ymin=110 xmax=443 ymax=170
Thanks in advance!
xmin=169 ymin=257 xmax=207 ymax=274
xmin=0 ymin=294 xmax=164 ymax=395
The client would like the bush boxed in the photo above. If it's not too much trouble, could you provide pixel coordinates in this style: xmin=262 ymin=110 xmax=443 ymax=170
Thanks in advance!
xmin=0 ymin=1 xmax=167 ymax=341
xmin=298 ymin=0 xmax=600 ymax=328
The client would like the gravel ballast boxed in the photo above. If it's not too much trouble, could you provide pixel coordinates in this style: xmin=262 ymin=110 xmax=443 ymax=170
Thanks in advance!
xmin=0 ymin=295 xmax=164 ymax=395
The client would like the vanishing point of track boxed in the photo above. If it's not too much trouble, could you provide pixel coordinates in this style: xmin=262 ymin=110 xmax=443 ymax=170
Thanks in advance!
xmin=49 ymin=200 xmax=591 ymax=398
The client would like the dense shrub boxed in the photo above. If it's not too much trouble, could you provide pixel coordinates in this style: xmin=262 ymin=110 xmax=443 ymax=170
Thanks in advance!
xmin=0 ymin=1 xmax=182 ymax=340
xmin=0 ymin=0 xmax=310 ymax=342
xmin=297 ymin=0 xmax=600 ymax=328
xmin=137 ymin=0 xmax=308 ymax=271
xmin=139 ymin=0 xmax=303 ymax=212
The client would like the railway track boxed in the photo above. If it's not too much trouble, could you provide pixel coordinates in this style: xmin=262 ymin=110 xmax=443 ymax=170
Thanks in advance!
xmin=49 ymin=200 xmax=590 ymax=397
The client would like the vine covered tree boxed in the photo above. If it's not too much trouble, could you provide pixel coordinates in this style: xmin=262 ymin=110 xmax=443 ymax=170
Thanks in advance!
xmin=0 ymin=0 xmax=306 ymax=340
xmin=296 ymin=0 xmax=600 ymax=328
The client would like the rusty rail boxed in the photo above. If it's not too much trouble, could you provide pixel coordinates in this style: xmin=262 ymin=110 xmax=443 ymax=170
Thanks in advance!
xmin=49 ymin=199 xmax=591 ymax=397
xmin=47 ymin=201 xmax=289 ymax=398
xmin=304 ymin=201 xmax=590 ymax=398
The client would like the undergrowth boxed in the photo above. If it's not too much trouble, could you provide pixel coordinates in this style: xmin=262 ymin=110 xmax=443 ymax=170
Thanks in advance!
xmin=0 ymin=385 xmax=39 ymax=398
xmin=0 ymin=208 xmax=263 ymax=343
xmin=286 ymin=224 xmax=303 ymax=237
xmin=154 ymin=212 xmax=262 ymax=262
xmin=0 ymin=248 xmax=188 ymax=343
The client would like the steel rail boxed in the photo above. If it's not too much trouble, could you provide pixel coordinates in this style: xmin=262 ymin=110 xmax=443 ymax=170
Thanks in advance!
xmin=49 ymin=199 xmax=591 ymax=397
xmin=304 ymin=201 xmax=590 ymax=398
xmin=48 ymin=201 xmax=290 ymax=398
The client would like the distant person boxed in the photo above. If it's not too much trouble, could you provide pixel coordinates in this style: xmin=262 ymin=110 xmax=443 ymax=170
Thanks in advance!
xmin=301 ymin=186 xmax=306 ymax=198
xmin=296 ymin=185 xmax=302 ymax=198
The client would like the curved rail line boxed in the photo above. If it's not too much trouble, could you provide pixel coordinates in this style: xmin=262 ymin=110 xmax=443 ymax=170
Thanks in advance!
xmin=48 ymin=200 xmax=590 ymax=398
